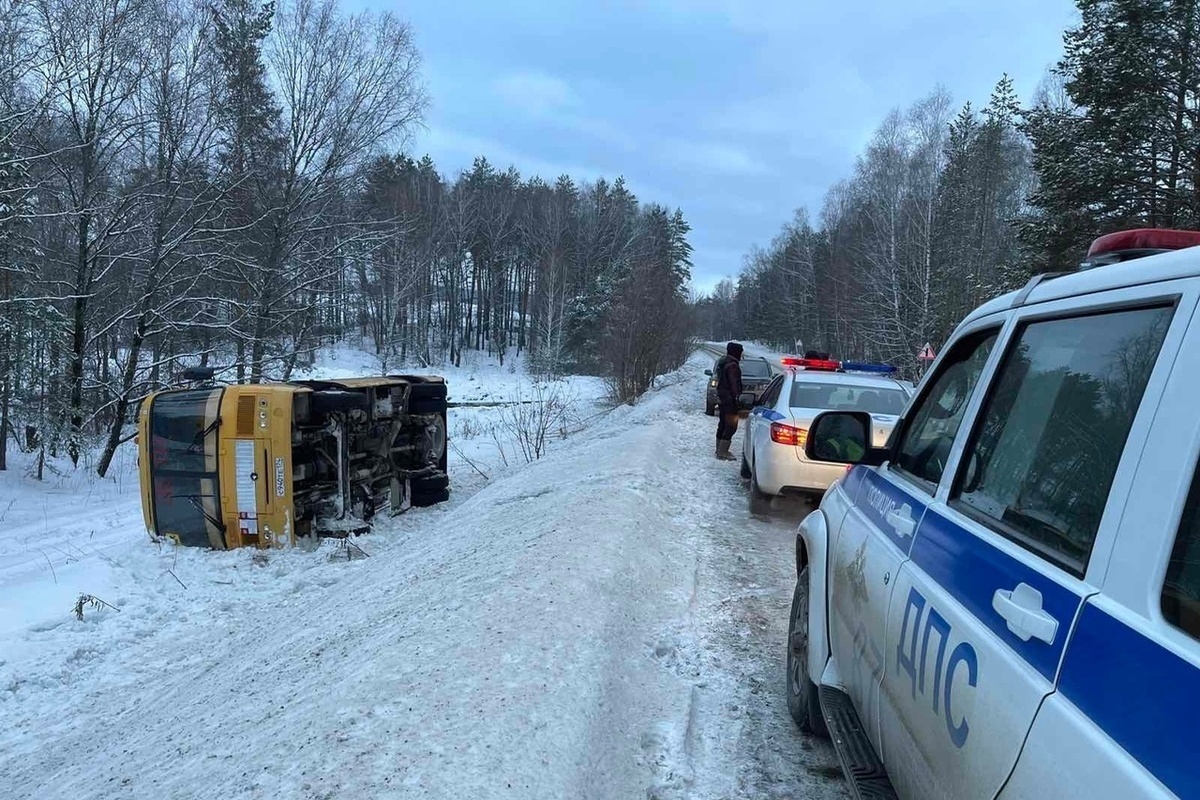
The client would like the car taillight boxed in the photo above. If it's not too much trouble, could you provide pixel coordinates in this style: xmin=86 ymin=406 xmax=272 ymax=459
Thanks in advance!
xmin=770 ymin=422 xmax=807 ymax=447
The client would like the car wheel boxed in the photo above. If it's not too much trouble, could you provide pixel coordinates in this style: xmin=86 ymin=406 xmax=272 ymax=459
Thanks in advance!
xmin=740 ymin=454 xmax=751 ymax=480
xmin=749 ymin=465 xmax=772 ymax=516
xmin=786 ymin=566 xmax=828 ymax=736
xmin=411 ymin=473 xmax=450 ymax=508
xmin=406 ymin=381 xmax=448 ymax=415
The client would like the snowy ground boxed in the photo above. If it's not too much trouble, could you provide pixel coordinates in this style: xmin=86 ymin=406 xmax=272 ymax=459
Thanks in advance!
xmin=701 ymin=341 xmax=788 ymax=361
xmin=0 ymin=349 xmax=846 ymax=800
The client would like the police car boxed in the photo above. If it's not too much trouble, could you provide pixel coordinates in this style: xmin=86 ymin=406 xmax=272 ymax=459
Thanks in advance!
xmin=786 ymin=228 xmax=1200 ymax=800
xmin=740 ymin=357 xmax=911 ymax=514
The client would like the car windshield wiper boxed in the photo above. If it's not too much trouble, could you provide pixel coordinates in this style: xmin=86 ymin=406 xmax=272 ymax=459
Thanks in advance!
xmin=178 ymin=493 xmax=227 ymax=533
xmin=188 ymin=416 xmax=221 ymax=454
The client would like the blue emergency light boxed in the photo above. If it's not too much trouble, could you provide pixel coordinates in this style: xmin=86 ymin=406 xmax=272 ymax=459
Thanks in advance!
xmin=838 ymin=360 xmax=897 ymax=375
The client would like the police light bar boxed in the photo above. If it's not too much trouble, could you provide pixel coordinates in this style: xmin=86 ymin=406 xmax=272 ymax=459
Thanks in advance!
xmin=1081 ymin=228 xmax=1200 ymax=270
xmin=840 ymin=360 xmax=897 ymax=375
xmin=781 ymin=356 xmax=839 ymax=371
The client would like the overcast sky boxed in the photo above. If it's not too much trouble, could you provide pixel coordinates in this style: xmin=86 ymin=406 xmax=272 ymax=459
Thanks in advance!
xmin=359 ymin=1 xmax=1078 ymax=292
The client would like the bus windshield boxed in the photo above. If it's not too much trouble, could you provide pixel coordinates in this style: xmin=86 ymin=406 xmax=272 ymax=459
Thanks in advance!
xmin=148 ymin=388 xmax=225 ymax=548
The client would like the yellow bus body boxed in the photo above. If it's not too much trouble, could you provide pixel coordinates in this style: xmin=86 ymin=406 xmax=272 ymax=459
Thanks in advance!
xmin=137 ymin=377 xmax=448 ymax=549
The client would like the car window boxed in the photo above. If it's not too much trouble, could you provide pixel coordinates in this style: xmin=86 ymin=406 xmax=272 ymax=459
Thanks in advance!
xmin=741 ymin=359 xmax=772 ymax=378
xmin=759 ymin=375 xmax=784 ymax=406
xmin=893 ymin=328 xmax=999 ymax=491
xmin=953 ymin=305 xmax=1173 ymax=576
xmin=1164 ymin=465 xmax=1200 ymax=641
xmin=790 ymin=382 xmax=908 ymax=415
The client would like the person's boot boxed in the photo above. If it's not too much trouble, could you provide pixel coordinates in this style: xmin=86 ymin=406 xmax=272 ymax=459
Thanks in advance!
xmin=715 ymin=439 xmax=736 ymax=461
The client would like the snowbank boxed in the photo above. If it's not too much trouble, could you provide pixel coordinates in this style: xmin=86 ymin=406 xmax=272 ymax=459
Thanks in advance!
xmin=0 ymin=353 xmax=846 ymax=800
xmin=0 ymin=348 xmax=604 ymax=647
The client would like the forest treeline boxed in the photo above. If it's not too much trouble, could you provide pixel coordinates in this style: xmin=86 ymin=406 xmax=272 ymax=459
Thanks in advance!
xmin=697 ymin=0 xmax=1200 ymax=374
xmin=0 ymin=0 xmax=693 ymax=474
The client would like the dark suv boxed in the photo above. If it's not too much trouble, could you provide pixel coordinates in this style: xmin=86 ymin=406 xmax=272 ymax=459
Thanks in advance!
xmin=705 ymin=356 xmax=773 ymax=415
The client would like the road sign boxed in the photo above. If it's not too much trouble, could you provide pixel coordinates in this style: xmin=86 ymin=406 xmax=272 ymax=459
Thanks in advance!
xmin=917 ymin=342 xmax=936 ymax=361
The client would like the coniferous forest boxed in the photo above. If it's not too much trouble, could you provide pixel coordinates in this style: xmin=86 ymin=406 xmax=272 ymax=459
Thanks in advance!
xmin=0 ymin=0 xmax=694 ymax=473
xmin=696 ymin=1 xmax=1200 ymax=374
xmin=4 ymin=0 xmax=1196 ymax=474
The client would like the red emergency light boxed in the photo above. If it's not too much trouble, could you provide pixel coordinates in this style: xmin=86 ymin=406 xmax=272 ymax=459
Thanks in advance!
xmin=1083 ymin=228 xmax=1200 ymax=269
xmin=781 ymin=356 xmax=840 ymax=371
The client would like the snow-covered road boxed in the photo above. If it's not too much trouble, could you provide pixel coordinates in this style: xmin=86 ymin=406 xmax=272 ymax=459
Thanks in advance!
xmin=0 ymin=355 xmax=847 ymax=800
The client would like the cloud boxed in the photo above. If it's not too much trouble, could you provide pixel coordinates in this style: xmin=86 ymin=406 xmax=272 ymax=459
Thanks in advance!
xmin=420 ymin=126 xmax=597 ymax=181
xmin=489 ymin=70 xmax=636 ymax=150
xmin=666 ymin=139 xmax=769 ymax=177
xmin=416 ymin=126 xmax=666 ymax=204
xmin=493 ymin=70 xmax=578 ymax=117
xmin=392 ymin=0 xmax=1078 ymax=294
xmin=656 ymin=0 xmax=805 ymax=36
xmin=688 ymin=244 xmax=749 ymax=293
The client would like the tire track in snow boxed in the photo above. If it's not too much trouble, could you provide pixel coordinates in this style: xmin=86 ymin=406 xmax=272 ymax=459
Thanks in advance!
xmin=640 ymin=384 xmax=849 ymax=800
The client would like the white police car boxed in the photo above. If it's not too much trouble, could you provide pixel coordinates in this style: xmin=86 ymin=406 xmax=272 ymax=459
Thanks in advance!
xmin=786 ymin=228 xmax=1200 ymax=800
xmin=740 ymin=356 xmax=911 ymax=514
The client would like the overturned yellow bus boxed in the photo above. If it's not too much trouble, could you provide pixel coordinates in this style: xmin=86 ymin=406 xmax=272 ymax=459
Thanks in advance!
xmin=136 ymin=370 xmax=449 ymax=549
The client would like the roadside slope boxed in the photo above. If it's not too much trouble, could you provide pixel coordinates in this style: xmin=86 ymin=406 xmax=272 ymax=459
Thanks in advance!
xmin=0 ymin=359 xmax=845 ymax=800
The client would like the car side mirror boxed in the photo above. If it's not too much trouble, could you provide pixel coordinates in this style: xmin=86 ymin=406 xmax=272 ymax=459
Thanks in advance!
xmin=804 ymin=411 xmax=887 ymax=466
xmin=704 ymin=369 xmax=713 ymax=376
xmin=738 ymin=391 xmax=756 ymax=409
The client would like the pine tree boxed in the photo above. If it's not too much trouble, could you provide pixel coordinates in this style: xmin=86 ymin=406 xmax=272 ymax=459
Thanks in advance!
xmin=210 ymin=0 xmax=283 ymax=381
xmin=1023 ymin=0 xmax=1200 ymax=269
xmin=211 ymin=0 xmax=281 ymax=187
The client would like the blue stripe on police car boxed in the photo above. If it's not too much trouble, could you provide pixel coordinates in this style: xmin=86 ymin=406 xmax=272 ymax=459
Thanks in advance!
xmin=840 ymin=463 xmax=867 ymax=502
xmin=858 ymin=469 xmax=925 ymax=555
xmin=1059 ymin=603 xmax=1200 ymax=800
xmin=894 ymin=585 xmax=979 ymax=749
xmin=910 ymin=509 xmax=1083 ymax=683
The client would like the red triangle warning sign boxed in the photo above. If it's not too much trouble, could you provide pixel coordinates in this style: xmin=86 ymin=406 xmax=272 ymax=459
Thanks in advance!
xmin=917 ymin=342 xmax=936 ymax=361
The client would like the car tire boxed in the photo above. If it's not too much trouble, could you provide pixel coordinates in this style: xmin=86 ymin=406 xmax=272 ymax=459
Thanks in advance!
xmin=740 ymin=454 xmax=752 ymax=480
xmin=406 ymin=380 xmax=448 ymax=415
xmin=411 ymin=487 xmax=450 ymax=508
xmin=749 ymin=465 xmax=772 ymax=516
xmin=786 ymin=566 xmax=828 ymax=737
xmin=411 ymin=473 xmax=450 ymax=508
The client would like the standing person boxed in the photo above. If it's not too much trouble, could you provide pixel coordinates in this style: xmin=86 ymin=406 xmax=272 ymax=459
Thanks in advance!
xmin=713 ymin=341 xmax=744 ymax=460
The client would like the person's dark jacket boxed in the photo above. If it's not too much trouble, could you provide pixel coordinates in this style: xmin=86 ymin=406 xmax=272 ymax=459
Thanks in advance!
xmin=714 ymin=355 xmax=743 ymax=410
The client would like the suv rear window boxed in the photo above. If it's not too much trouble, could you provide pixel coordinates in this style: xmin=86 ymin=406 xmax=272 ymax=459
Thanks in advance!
xmin=740 ymin=359 xmax=772 ymax=378
xmin=954 ymin=305 xmax=1172 ymax=576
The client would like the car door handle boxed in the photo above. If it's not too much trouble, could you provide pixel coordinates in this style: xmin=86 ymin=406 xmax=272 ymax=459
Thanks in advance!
xmin=886 ymin=504 xmax=916 ymax=538
xmin=992 ymin=583 xmax=1059 ymax=645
